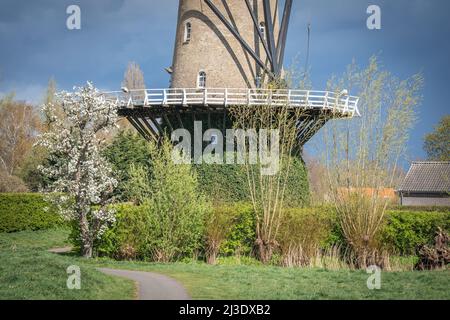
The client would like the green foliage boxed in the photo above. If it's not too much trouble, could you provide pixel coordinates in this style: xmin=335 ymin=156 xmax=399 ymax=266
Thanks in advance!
xmin=388 ymin=205 xmax=450 ymax=212
xmin=216 ymin=255 xmax=262 ymax=266
xmin=0 ymin=193 xmax=63 ymax=233
xmin=424 ymin=115 xmax=450 ymax=161
xmin=308 ymin=208 xmax=450 ymax=255
xmin=194 ymin=154 xmax=310 ymax=206
xmin=99 ymin=139 xmax=210 ymax=262
xmin=99 ymin=202 xmax=450 ymax=261
xmin=194 ymin=161 xmax=248 ymax=204
xmin=103 ymin=130 xmax=152 ymax=201
xmin=204 ymin=203 xmax=236 ymax=264
xmin=218 ymin=203 xmax=256 ymax=256
xmin=140 ymin=140 xmax=210 ymax=261
xmin=96 ymin=203 xmax=149 ymax=259
xmin=278 ymin=207 xmax=337 ymax=251
xmin=283 ymin=156 xmax=311 ymax=207
xmin=124 ymin=164 xmax=151 ymax=204
xmin=381 ymin=210 xmax=450 ymax=255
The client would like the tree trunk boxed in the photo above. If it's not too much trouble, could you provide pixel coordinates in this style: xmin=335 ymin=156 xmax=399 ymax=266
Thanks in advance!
xmin=206 ymin=242 xmax=219 ymax=265
xmin=257 ymin=238 xmax=273 ymax=264
xmin=207 ymin=252 xmax=217 ymax=265
xmin=82 ymin=244 xmax=93 ymax=258
xmin=79 ymin=211 xmax=93 ymax=258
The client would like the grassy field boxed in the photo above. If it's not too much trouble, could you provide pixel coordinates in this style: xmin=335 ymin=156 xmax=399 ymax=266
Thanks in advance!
xmin=1 ymin=229 xmax=449 ymax=300
xmin=0 ymin=229 xmax=135 ymax=300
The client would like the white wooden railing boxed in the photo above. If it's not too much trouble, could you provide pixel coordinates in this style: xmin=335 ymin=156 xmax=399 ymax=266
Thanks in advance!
xmin=101 ymin=88 xmax=360 ymax=117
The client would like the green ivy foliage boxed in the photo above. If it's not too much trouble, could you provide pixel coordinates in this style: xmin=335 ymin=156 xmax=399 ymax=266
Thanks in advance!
xmin=194 ymin=162 xmax=248 ymax=204
xmin=105 ymin=130 xmax=310 ymax=206
xmin=194 ymin=154 xmax=310 ymax=206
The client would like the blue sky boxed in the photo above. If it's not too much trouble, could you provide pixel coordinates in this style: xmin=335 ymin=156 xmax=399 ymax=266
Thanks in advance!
xmin=0 ymin=0 xmax=449 ymax=162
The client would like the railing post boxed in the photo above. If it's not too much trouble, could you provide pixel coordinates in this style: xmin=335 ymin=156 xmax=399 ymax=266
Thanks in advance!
xmin=345 ymin=96 xmax=350 ymax=112
xmin=225 ymin=88 xmax=228 ymax=106
xmin=144 ymin=90 xmax=149 ymax=106
xmin=324 ymin=91 xmax=329 ymax=109
xmin=182 ymin=89 xmax=187 ymax=106
xmin=305 ymin=91 xmax=309 ymax=108
xmin=247 ymin=89 xmax=250 ymax=106
xmin=204 ymin=88 xmax=208 ymax=106
xmin=162 ymin=89 xmax=167 ymax=106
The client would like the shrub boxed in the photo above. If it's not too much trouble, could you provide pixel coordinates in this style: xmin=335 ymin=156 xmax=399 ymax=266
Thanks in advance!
xmin=277 ymin=207 xmax=336 ymax=266
xmin=388 ymin=205 xmax=450 ymax=212
xmin=0 ymin=193 xmax=62 ymax=232
xmin=98 ymin=139 xmax=210 ymax=261
xmin=96 ymin=203 xmax=148 ymax=259
xmin=381 ymin=210 xmax=450 ymax=255
xmin=219 ymin=203 xmax=256 ymax=257
xmin=216 ymin=255 xmax=262 ymax=266
xmin=204 ymin=206 xmax=235 ymax=264
xmin=138 ymin=140 xmax=209 ymax=262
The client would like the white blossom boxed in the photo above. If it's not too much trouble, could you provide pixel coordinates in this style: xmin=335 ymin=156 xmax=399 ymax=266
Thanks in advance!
xmin=36 ymin=82 xmax=118 ymax=257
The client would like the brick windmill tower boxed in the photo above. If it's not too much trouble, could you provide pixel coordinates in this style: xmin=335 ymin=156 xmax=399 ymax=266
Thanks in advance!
xmin=170 ymin=0 xmax=283 ymax=89
xmin=104 ymin=0 xmax=359 ymax=144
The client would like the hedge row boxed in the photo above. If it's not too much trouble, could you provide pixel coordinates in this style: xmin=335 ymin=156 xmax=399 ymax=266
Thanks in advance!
xmin=96 ymin=202 xmax=256 ymax=259
xmin=388 ymin=205 xmax=450 ymax=212
xmin=219 ymin=207 xmax=450 ymax=256
xmin=2 ymin=192 xmax=448 ymax=257
xmin=97 ymin=203 xmax=449 ymax=260
xmin=382 ymin=210 xmax=450 ymax=255
xmin=0 ymin=193 xmax=63 ymax=233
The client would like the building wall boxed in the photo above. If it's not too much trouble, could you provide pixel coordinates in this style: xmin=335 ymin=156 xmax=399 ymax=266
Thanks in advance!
xmin=401 ymin=195 xmax=450 ymax=207
xmin=170 ymin=0 xmax=279 ymax=89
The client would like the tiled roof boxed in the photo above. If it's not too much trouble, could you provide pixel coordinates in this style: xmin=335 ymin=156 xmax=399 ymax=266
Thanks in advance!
xmin=398 ymin=161 xmax=450 ymax=193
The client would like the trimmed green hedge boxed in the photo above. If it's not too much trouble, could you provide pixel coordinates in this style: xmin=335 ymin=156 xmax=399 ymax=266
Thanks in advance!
xmin=97 ymin=202 xmax=256 ymax=259
xmin=212 ymin=205 xmax=450 ymax=257
xmin=381 ymin=210 xmax=450 ymax=255
xmin=90 ymin=201 xmax=450 ymax=259
xmin=388 ymin=205 xmax=450 ymax=212
xmin=0 ymin=193 xmax=63 ymax=233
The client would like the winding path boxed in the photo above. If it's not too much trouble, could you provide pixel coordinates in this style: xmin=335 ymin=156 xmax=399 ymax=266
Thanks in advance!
xmin=47 ymin=247 xmax=190 ymax=300
xmin=98 ymin=268 xmax=191 ymax=300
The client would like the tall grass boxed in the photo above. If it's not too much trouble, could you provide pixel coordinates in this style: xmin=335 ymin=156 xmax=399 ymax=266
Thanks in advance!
xmin=280 ymin=244 xmax=416 ymax=271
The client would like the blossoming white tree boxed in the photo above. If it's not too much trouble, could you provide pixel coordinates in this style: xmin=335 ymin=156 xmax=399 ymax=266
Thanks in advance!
xmin=37 ymin=82 xmax=118 ymax=258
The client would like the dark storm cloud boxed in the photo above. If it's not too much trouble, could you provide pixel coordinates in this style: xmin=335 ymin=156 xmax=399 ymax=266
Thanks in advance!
xmin=0 ymin=0 xmax=448 ymax=161
xmin=0 ymin=0 xmax=177 ymax=95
